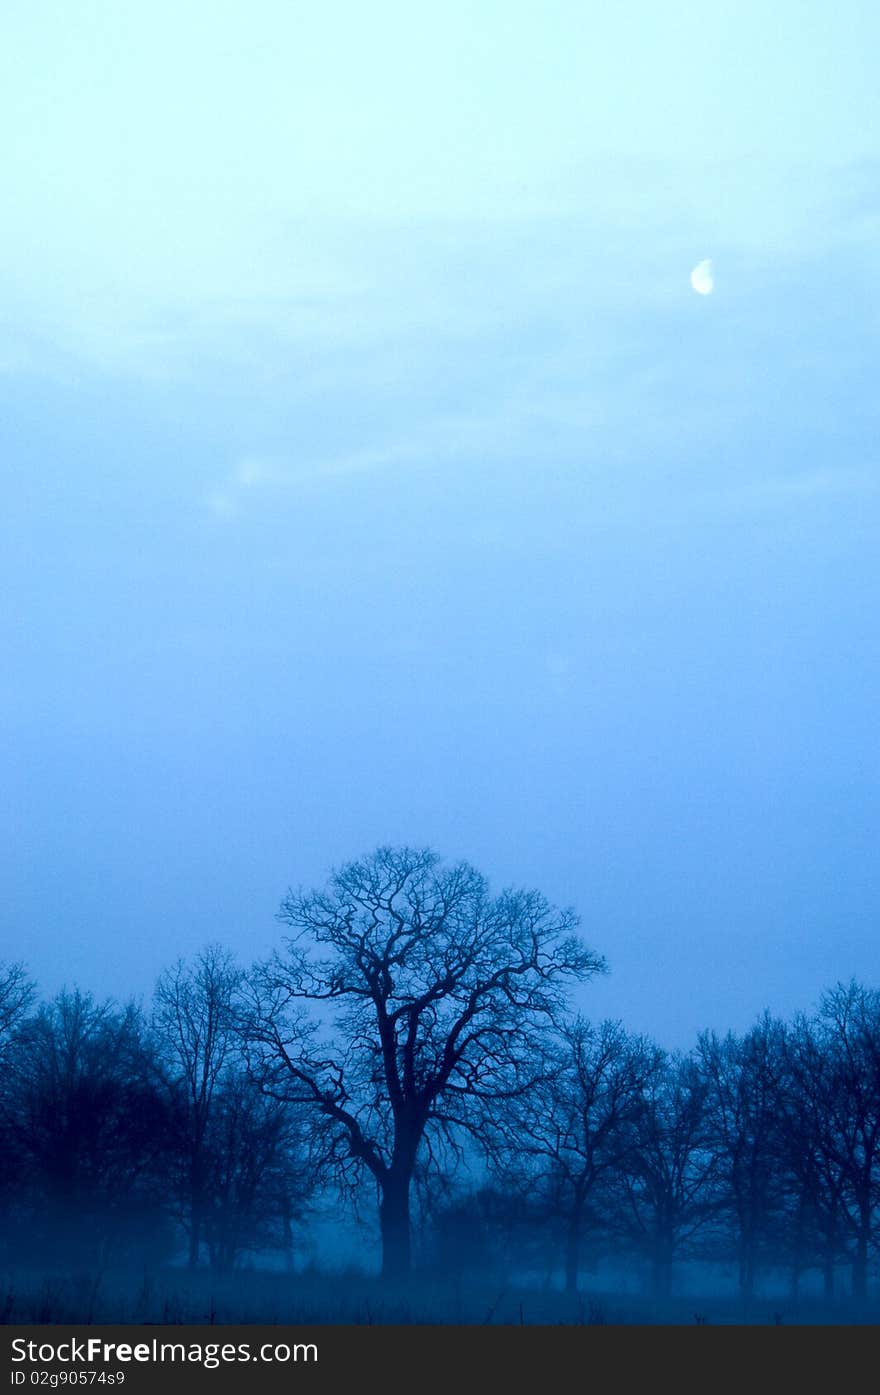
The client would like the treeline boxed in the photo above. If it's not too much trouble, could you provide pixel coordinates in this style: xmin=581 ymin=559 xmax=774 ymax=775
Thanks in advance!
xmin=1 ymin=846 xmax=878 ymax=1304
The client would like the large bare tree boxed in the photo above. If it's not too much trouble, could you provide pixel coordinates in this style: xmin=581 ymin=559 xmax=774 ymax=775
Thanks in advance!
xmin=246 ymin=846 xmax=604 ymax=1279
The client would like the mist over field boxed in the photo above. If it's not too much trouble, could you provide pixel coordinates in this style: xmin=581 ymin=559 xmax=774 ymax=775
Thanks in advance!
xmin=2 ymin=853 xmax=880 ymax=1325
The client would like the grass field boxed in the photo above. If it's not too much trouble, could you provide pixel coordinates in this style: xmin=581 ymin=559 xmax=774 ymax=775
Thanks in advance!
xmin=2 ymin=1266 xmax=878 ymax=1326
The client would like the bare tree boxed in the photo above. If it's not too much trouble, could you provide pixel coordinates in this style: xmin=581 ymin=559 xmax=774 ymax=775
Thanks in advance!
xmin=200 ymin=1067 xmax=318 ymax=1273
xmin=811 ymin=983 xmax=880 ymax=1301
xmin=6 ymin=989 xmax=170 ymax=1265
xmin=616 ymin=1055 xmax=717 ymax=1297
xmin=490 ymin=1018 xmax=661 ymax=1292
xmin=697 ymin=1015 xmax=788 ymax=1302
xmin=245 ymin=846 xmax=604 ymax=1280
xmin=0 ymin=963 xmax=34 ymax=1052
xmin=781 ymin=1012 xmax=850 ymax=1298
xmin=153 ymin=944 xmax=242 ymax=1268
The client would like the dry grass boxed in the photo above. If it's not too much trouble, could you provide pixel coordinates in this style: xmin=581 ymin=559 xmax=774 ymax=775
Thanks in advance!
xmin=1 ymin=1265 xmax=877 ymax=1326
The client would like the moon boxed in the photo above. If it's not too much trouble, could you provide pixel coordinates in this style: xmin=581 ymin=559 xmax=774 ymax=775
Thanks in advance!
xmin=690 ymin=259 xmax=714 ymax=295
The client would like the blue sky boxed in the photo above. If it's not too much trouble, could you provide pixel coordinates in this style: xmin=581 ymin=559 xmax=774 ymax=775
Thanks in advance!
xmin=2 ymin=1 xmax=879 ymax=1043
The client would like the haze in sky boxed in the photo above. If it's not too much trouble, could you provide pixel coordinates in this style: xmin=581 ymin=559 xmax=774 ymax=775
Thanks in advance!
xmin=2 ymin=1 xmax=878 ymax=1044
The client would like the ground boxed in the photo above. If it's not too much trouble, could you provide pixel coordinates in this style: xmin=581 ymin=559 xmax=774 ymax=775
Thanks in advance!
xmin=1 ymin=1266 xmax=878 ymax=1326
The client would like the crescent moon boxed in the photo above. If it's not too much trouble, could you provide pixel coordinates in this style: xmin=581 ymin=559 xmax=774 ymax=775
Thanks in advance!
xmin=690 ymin=259 xmax=714 ymax=295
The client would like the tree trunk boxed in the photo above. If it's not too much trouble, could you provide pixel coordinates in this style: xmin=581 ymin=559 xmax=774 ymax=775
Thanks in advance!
xmin=379 ymin=1173 xmax=412 ymax=1281
xmin=852 ymin=1230 xmax=868 ymax=1302
xmin=564 ymin=1203 xmax=584 ymax=1295
xmin=283 ymin=1202 xmax=295 ymax=1273
xmin=188 ymin=1205 xmax=200 ymax=1270
xmin=738 ymin=1245 xmax=755 ymax=1302
xmin=651 ymin=1237 xmax=673 ymax=1299
xmin=188 ymin=1154 xmax=203 ymax=1270
xmin=790 ymin=1205 xmax=806 ymax=1304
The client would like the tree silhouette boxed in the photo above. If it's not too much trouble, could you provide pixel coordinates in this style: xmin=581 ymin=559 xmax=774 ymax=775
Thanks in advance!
xmin=810 ymin=983 xmax=880 ymax=1302
xmin=489 ymin=1018 xmax=660 ymax=1293
xmin=199 ymin=1066 xmax=318 ymax=1273
xmin=616 ymin=1056 xmax=717 ymax=1296
xmin=153 ymin=945 xmax=242 ymax=1269
xmin=6 ymin=990 xmax=170 ymax=1266
xmin=697 ymin=1016 xmax=788 ymax=1301
xmin=780 ymin=1012 xmax=850 ymax=1297
xmin=0 ymin=962 xmax=33 ymax=1054
xmin=245 ymin=845 xmax=604 ymax=1279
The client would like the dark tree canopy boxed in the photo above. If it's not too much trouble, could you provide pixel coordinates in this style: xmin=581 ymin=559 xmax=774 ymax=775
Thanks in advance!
xmin=4 ymin=990 xmax=171 ymax=1265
